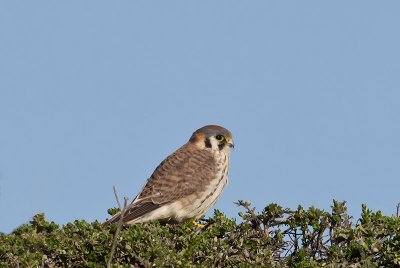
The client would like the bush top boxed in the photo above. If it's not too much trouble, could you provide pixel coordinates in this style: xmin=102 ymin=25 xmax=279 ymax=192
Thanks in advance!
xmin=1 ymin=200 xmax=400 ymax=267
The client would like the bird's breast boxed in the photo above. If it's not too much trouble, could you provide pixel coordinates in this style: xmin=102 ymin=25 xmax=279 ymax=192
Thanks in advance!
xmin=181 ymin=151 xmax=230 ymax=219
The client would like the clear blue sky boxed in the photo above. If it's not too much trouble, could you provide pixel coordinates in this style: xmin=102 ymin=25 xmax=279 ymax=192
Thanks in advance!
xmin=1 ymin=2 xmax=399 ymax=233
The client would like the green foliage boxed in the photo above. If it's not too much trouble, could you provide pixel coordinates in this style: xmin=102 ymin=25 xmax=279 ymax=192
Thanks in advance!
xmin=1 ymin=201 xmax=400 ymax=267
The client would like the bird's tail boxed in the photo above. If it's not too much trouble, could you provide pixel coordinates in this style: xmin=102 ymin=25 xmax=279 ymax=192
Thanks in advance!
xmin=103 ymin=211 xmax=123 ymax=226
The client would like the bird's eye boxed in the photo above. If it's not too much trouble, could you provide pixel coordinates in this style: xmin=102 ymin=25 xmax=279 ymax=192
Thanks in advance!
xmin=215 ymin=135 xmax=224 ymax=141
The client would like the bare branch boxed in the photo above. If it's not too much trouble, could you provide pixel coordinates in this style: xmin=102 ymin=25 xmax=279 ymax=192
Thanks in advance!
xmin=396 ymin=202 xmax=400 ymax=217
xmin=107 ymin=195 xmax=129 ymax=268
xmin=113 ymin=185 xmax=122 ymax=211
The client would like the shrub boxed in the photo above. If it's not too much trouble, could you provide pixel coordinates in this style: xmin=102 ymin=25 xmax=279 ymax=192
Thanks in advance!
xmin=1 ymin=200 xmax=400 ymax=267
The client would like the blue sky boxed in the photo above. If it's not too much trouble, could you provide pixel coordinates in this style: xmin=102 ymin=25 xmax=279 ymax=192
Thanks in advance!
xmin=1 ymin=2 xmax=399 ymax=233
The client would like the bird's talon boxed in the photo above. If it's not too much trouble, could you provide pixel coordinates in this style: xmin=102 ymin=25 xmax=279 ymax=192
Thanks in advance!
xmin=192 ymin=221 xmax=206 ymax=228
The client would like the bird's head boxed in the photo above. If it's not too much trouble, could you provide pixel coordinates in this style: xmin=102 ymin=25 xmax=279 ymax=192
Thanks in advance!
xmin=189 ymin=125 xmax=234 ymax=153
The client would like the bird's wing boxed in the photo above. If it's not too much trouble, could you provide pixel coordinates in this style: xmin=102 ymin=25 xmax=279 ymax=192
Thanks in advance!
xmin=107 ymin=144 xmax=216 ymax=224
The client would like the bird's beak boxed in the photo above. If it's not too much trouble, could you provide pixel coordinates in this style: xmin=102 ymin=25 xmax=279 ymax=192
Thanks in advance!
xmin=228 ymin=142 xmax=234 ymax=149
xmin=226 ymin=136 xmax=234 ymax=149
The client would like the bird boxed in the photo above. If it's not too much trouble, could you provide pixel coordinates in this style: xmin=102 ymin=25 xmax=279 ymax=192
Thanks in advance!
xmin=105 ymin=125 xmax=234 ymax=225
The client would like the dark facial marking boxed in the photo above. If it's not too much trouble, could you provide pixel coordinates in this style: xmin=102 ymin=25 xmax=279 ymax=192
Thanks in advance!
xmin=189 ymin=135 xmax=198 ymax=143
xmin=218 ymin=142 xmax=226 ymax=150
xmin=205 ymin=137 xmax=212 ymax=148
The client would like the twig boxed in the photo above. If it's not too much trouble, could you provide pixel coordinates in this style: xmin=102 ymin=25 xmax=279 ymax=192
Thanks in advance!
xmin=396 ymin=203 xmax=400 ymax=217
xmin=107 ymin=196 xmax=129 ymax=268
xmin=113 ymin=185 xmax=122 ymax=211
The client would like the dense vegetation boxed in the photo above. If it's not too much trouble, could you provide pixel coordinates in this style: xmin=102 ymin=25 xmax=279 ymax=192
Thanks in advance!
xmin=1 ymin=200 xmax=400 ymax=267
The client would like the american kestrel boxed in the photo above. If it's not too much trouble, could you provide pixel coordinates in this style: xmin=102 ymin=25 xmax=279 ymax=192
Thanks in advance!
xmin=105 ymin=125 xmax=234 ymax=225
